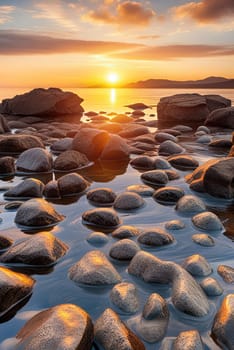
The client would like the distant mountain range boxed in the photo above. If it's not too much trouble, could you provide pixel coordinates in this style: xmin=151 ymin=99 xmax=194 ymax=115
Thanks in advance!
xmin=125 ymin=76 xmax=234 ymax=89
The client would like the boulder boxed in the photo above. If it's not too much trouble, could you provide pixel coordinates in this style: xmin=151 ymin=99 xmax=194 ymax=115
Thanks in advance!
xmin=54 ymin=150 xmax=89 ymax=171
xmin=110 ymin=282 xmax=140 ymax=313
xmin=212 ymin=294 xmax=234 ymax=350
xmin=4 ymin=178 xmax=44 ymax=198
xmin=0 ymin=135 xmax=44 ymax=154
xmin=205 ymin=106 xmax=234 ymax=128
xmin=100 ymin=134 xmax=130 ymax=160
xmin=0 ymin=156 xmax=15 ymax=175
xmin=0 ymin=266 xmax=35 ymax=315
xmin=186 ymin=157 xmax=234 ymax=198
xmin=15 ymin=198 xmax=64 ymax=227
xmin=0 ymin=88 xmax=84 ymax=117
xmin=157 ymin=93 xmax=230 ymax=125
xmin=94 ymin=308 xmax=145 ymax=350
xmin=69 ymin=250 xmax=121 ymax=285
xmin=16 ymin=147 xmax=52 ymax=173
xmin=57 ymin=173 xmax=89 ymax=196
xmin=16 ymin=304 xmax=93 ymax=350
xmin=0 ymin=113 xmax=10 ymax=133
xmin=0 ymin=232 xmax=68 ymax=266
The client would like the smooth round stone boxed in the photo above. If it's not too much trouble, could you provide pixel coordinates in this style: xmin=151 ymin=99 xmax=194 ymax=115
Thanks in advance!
xmin=217 ymin=265 xmax=234 ymax=283
xmin=110 ymin=282 xmax=139 ymax=313
xmin=154 ymin=157 xmax=171 ymax=169
xmin=4 ymin=201 xmax=24 ymax=210
xmin=0 ymin=235 xmax=13 ymax=249
xmin=197 ymin=135 xmax=212 ymax=143
xmin=195 ymin=130 xmax=206 ymax=137
xmin=182 ymin=254 xmax=212 ymax=277
xmin=113 ymin=192 xmax=145 ymax=210
xmin=200 ymin=277 xmax=223 ymax=296
xmin=155 ymin=132 xmax=178 ymax=143
xmin=153 ymin=186 xmax=184 ymax=205
xmin=16 ymin=147 xmax=53 ymax=173
xmin=86 ymin=232 xmax=109 ymax=246
xmin=57 ymin=173 xmax=89 ymax=196
xmin=126 ymin=184 xmax=154 ymax=197
xmin=173 ymin=330 xmax=204 ymax=350
xmin=4 ymin=178 xmax=44 ymax=199
xmin=173 ymin=125 xmax=193 ymax=132
xmin=167 ymin=154 xmax=199 ymax=170
xmin=87 ymin=187 xmax=117 ymax=206
xmin=197 ymin=125 xmax=210 ymax=133
xmin=165 ymin=169 xmax=180 ymax=180
xmin=162 ymin=128 xmax=182 ymax=136
xmin=176 ymin=195 xmax=206 ymax=215
xmin=130 ymin=156 xmax=155 ymax=170
xmin=82 ymin=208 xmax=120 ymax=228
xmin=159 ymin=140 xmax=185 ymax=156
xmin=141 ymin=170 xmax=169 ymax=187
xmin=165 ymin=220 xmax=185 ymax=230
xmin=143 ymin=293 xmax=168 ymax=320
xmin=111 ymin=225 xmax=140 ymax=239
xmin=109 ymin=239 xmax=140 ymax=261
xmin=192 ymin=211 xmax=224 ymax=231
xmin=43 ymin=180 xmax=60 ymax=198
xmin=192 ymin=233 xmax=215 ymax=247
xmin=138 ymin=228 xmax=174 ymax=247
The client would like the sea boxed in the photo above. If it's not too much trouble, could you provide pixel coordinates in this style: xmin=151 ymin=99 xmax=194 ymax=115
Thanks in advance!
xmin=0 ymin=87 xmax=234 ymax=350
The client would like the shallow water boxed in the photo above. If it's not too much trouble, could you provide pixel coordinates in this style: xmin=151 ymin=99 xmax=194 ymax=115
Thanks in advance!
xmin=0 ymin=90 xmax=234 ymax=349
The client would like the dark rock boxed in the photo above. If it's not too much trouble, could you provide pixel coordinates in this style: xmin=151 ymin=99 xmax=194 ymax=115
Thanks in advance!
xmin=155 ymin=132 xmax=178 ymax=143
xmin=141 ymin=169 xmax=169 ymax=187
xmin=182 ymin=254 xmax=212 ymax=277
xmin=111 ymin=225 xmax=140 ymax=239
xmin=87 ymin=187 xmax=117 ymax=206
xmin=109 ymin=239 xmax=140 ymax=260
xmin=205 ymin=106 xmax=234 ymax=128
xmin=0 ymin=266 xmax=35 ymax=314
xmin=217 ymin=265 xmax=234 ymax=283
xmin=154 ymin=156 xmax=171 ymax=169
xmin=57 ymin=172 xmax=89 ymax=196
xmin=192 ymin=211 xmax=224 ymax=231
xmin=100 ymin=134 xmax=130 ymax=160
xmin=94 ymin=308 xmax=145 ymax=350
xmin=0 ymin=235 xmax=13 ymax=249
xmin=125 ymin=102 xmax=150 ymax=110
xmin=168 ymin=154 xmax=199 ymax=170
xmin=4 ymin=201 xmax=23 ymax=210
xmin=15 ymin=198 xmax=64 ymax=227
xmin=208 ymin=139 xmax=232 ymax=148
xmin=4 ymin=178 xmax=44 ymax=198
xmin=159 ymin=140 xmax=185 ymax=156
xmin=0 ymin=156 xmax=15 ymax=174
xmin=114 ymin=191 xmax=145 ymax=210
xmin=130 ymin=155 xmax=155 ymax=170
xmin=0 ymin=135 xmax=44 ymax=154
xmin=118 ymin=124 xmax=149 ymax=138
xmin=205 ymin=94 xmax=231 ymax=111
xmin=0 ymin=114 xmax=10 ymax=133
xmin=0 ymin=231 xmax=68 ymax=266
xmin=153 ymin=186 xmax=184 ymax=205
xmin=110 ymin=282 xmax=139 ymax=313
xmin=16 ymin=304 xmax=93 ymax=350
xmin=138 ymin=228 xmax=174 ymax=247
xmin=43 ymin=180 xmax=60 ymax=198
xmin=200 ymin=277 xmax=223 ymax=296
xmin=50 ymin=137 xmax=73 ymax=153
xmin=69 ymin=250 xmax=121 ymax=285
xmin=16 ymin=147 xmax=52 ymax=173
xmin=82 ymin=208 xmax=120 ymax=228
xmin=0 ymin=88 xmax=84 ymax=117
xmin=192 ymin=233 xmax=215 ymax=247
xmin=173 ymin=330 xmax=204 ymax=350
xmin=212 ymin=294 xmax=234 ymax=350
xmin=54 ymin=150 xmax=89 ymax=171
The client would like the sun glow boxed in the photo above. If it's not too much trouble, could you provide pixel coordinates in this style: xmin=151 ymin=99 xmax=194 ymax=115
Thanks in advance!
xmin=107 ymin=72 xmax=119 ymax=84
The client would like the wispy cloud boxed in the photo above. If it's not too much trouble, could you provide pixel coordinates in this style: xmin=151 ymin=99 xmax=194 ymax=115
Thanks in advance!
xmin=84 ymin=1 xmax=156 ymax=27
xmin=173 ymin=0 xmax=234 ymax=24
xmin=0 ymin=5 xmax=16 ymax=24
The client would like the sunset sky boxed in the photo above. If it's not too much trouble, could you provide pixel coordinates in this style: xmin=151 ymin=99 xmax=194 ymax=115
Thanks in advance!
xmin=0 ymin=0 xmax=234 ymax=87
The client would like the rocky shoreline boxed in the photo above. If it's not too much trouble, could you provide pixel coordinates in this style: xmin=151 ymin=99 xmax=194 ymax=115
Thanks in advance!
xmin=0 ymin=88 xmax=234 ymax=350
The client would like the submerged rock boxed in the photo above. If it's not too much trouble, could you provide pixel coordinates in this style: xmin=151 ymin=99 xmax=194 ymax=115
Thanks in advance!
xmin=110 ymin=282 xmax=139 ymax=313
xmin=165 ymin=219 xmax=185 ymax=230
xmin=87 ymin=231 xmax=109 ymax=246
xmin=0 ymin=232 xmax=68 ymax=266
xmin=15 ymin=198 xmax=64 ymax=227
xmin=94 ymin=308 xmax=145 ymax=350
xmin=0 ymin=266 xmax=35 ymax=315
xmin=69 ymin=250 xmax=121 ymax=285
xmin=16 ymin=147 xmax=53 ymax=173
xmin=16 ymin=304 xmax=93 ymax=350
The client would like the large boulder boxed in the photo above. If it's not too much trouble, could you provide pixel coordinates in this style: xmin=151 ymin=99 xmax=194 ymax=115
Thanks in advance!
xmin=0 ymin=88 xmax=84 ymax=117
xmin=157 ymin=93 xmax=230 ymax=125
xmin=16 ymin=147 xmax=53 ymax=173
xmin=205 ymin=106 xmax=234 ymax=128
xmin=0 ymin=114 xmax=10 ymax=133
xmin=186 ymin=157 xmax=234 ymax=199
xmin=16 ymin=304 xmax=93 ymax=350
xmin=0 ymin=135 xmax=44 ymax=154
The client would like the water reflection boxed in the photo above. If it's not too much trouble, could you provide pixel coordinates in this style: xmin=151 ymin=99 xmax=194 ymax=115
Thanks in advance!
xmin=110 ymin=88 xmax=116 ymax=104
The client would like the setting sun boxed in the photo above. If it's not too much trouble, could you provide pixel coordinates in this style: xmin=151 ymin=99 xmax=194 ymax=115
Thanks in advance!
xmin=107 ymin=72 xmax=119 ymax=85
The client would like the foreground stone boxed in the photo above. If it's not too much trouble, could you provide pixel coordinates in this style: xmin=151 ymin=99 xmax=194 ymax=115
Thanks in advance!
xmin=186 ymin=157 xmax=234 ymax=199
xmin=0 ymin=135 xmax=44 ymax=154
xmin=110 ymin=282 xmax=140 ymax=313
xmin=0 ymin=232 xmax=68 ymax=266
xmin=0 ymin=88 xmax=84 ymax=117
xmin=173 ymin=330 xmax=204 ymax=350
xmin=212 ymin=294 xmax=234 ymax=350
xmin=192 ymin=211 xmax=224 ymax=231
xmin=69 ymin=250 xmax=121 ymax=285
xmin=16 ymin=304 xmax=93 ymax=350
xmin=4 ymin=178 xmax=44 ymax=198
xmin=205 ymin=106 xmax=234 ymax=128
xmin=109 ymin=239 xmax=140 ymax=260
xmin=16 ymin=147 xmax=53 ymax=173
xmin=100 ymin=134 xmax=130 ymax=160
xmin=57 ymin=172 xmax=89 ymax=196
xmin=128 ymin=251 xmax=209 ymax=317
xmin=15 ymin=198 xmax=64 ymax=227
xmin=87 ymin=187 xmax=117 ymax=206
xmin=0 ymin=266 xmax=35 ymax=315
xmin=94 ymin=308 xmax=145 ymax=350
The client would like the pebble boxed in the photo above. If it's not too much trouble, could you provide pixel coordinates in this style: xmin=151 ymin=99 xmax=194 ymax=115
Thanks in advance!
xmin=82 ymin=208 xmax=121 ymax=228
xmin=110 ymin=282 xmax=139 ymax=313
xmin=176 ymin=195 xmax=206 ymax=215
xmin=111 ymin=225 xmax=140 ymax=239
xmin=192 ymin=211 xmax=224 ymax=231
xmin=153 ymin=186 xmax=184 ymax=205
xmin=126 ymin=184 xmax=154 ymax=196
xmin=200 ymin=277 xmax=223 ymax=296
xmin=165 ymin=220 xmax=185 ymax=230
xmin=182 ymin=254 xmax=212 ymax=277
xmin=87 ymin=231 xmax=109 ymax=246
xmin=192 ymin=233 xmax=215 ymax=247
xmin=113 ymin=191 xmax=145 ymax=210
xmin=138 ymin=228 xmax=174 ymax=247
xmin=109 ymin=239 xmax=140 ymax=260
xmin=217 ymin=264 xmax=234 ymax=283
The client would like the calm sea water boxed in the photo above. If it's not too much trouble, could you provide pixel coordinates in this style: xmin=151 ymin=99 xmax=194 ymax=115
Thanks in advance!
xmin=0 ymin=88 xmax=233 ymax=350
xmin=0 ymin=87 xmax=234 ymax=115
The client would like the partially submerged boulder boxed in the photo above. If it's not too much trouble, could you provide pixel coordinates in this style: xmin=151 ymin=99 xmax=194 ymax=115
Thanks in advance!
xmin=4 ymin=178 xmax=44 ymax=198
xmin=54 ymin=150 xmax=89 ymax=171
xmin=0 ymin=135 xmax=44 ymax=154
xmin=16 ymin=148 xmax=53 ymax=173
xmin=16 ymin=304 xmax=93 ymax=350
xmin=186 ymin=157 xmax=234 ymax=199
xmin=0 ymin=88 xmax=84 ymax=117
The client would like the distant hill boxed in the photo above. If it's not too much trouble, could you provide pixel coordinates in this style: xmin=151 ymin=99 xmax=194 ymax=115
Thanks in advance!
xmin=125 ymin=76 xmax=234 ymax=89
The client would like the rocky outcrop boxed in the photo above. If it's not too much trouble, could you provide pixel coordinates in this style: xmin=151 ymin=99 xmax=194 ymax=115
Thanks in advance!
xmin=205 ymin=106 xmax=234 ymax=128
xmin=0 ymin=88 xmax=84 ymax=117
xmin=0 ymin=266 xmax=35 ymax=315
xmin=16 ymin=304 xmax=93 ymax=350
xmin=94 ymin=308 xmax=145 ymax=350
xmin=0 ymin=135 xmax=44 ymax=154
xmin=157 ymin=93 xmax=231 ymax=125
xmin=186 ymin=157 xmax=234 ymax=199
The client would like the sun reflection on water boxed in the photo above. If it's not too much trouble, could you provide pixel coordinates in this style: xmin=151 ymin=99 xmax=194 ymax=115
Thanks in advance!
xmin=110 ymin=88 xmax=116 ymax=104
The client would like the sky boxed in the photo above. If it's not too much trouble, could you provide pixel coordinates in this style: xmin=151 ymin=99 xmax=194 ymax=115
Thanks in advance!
xmin=0 ymin=0 xmax=234 ymax=87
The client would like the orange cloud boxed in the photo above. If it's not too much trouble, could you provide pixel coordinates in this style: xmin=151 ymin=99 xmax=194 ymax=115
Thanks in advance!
xmin=173 ymin=0 xmax=234 ymax=23
xmin=85 ymin=0 xmax=156 ymax=27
